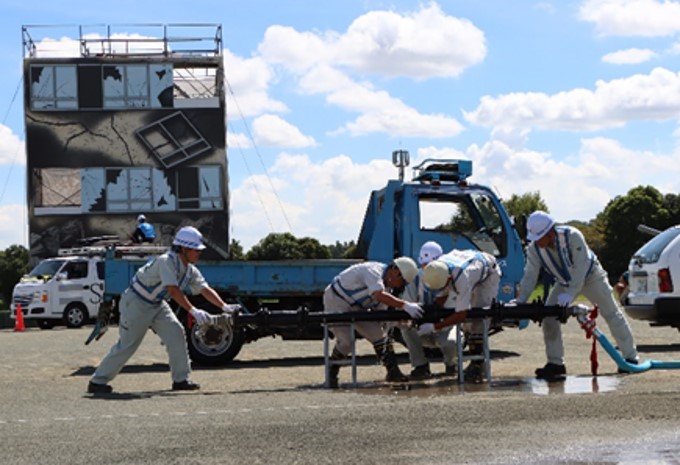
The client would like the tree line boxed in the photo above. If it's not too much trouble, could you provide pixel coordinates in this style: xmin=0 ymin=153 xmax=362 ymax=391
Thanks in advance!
xmin=2 ymin=184 xmax=679 ymax=303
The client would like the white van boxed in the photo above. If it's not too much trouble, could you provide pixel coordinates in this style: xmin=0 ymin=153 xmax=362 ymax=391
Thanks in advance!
xmin=624 ymin=225 xmax=680 ymax=328
xmin=11 ymin=255 xmax=105 ymax=329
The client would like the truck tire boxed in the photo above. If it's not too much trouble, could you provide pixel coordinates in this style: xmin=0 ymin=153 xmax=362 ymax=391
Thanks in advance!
xmin=63 ymin=303 xmax=88 ymax=328
xmin=185 ymin=320 xmax=245 ymax=366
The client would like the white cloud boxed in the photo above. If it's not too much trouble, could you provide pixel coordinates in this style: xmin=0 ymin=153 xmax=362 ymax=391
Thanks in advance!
xmin=579 ymin=0 xmax=680 ymax=37
xmin=464 ymin=67 xmax=680 ymax=132
xmin=299 ymin=65 xmax=465 ymax=138
xmin=256 ymin=4 xmax=473 ymax=138
xmin=223 ymin=50 xmax=287 ymax=118
xmin=602 ymin=48 xmax=657 ymax=64
xmin=0 ymin=125 xmax=25 ymax=166
xmin=260 ymin=3 xmax=486 ymax=79
xmin=229 ymin=152 xmax=397 ymax=249
xmin=251 ymin=114 xmax=316 ymax=148
xmin=0 ymin=203 xmax=28 ymax=249
xmin=464 ymin=136 xmax=680 ymax=223
xmin=333 ymin=3 xmax=486 ymax=79
xmin=228 ymin=137 xmax=680 ymax=251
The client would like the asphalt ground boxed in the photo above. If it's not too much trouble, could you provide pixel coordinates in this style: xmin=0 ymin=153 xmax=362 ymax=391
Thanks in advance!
xmin=2 ymin=314 xmax=680 ymax=464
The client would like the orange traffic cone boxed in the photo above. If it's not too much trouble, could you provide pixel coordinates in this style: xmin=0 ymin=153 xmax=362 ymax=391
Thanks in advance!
xmin=14 ymin=303 xmax=25 ymax=332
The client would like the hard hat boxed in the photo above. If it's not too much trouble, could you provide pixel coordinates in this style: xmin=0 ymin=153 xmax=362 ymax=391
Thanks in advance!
xmin=422 ymin=260 xmax=450 ymax=290
xmin=526 ymin=211 xmax=555 ymax=241
xmin=393 ymin=256 xmax=418 ymax=284
xmin=137 ymin=214 xmax=146 ymax=222
xmin=418 ymin=241 xmax=443 ymax=266
xmin=173 ymin=226 xmax=206 ymax=250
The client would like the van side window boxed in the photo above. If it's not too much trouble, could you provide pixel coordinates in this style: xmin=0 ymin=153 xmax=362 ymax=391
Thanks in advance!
xmin=64 ymin=261 xmax=89 ymax=279
xmin=96 ymin=262 xmax=105 ymax=280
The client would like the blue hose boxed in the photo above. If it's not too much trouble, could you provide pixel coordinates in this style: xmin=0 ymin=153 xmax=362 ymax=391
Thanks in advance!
xmin=593 ymin=327 xmax=680 ymax=372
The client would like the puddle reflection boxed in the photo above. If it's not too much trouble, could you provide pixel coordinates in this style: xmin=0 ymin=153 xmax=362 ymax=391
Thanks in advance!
xmin=352 ymin=375 xmax=620 ymax=397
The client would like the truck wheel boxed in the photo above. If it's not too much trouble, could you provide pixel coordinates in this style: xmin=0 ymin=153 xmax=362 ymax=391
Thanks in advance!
xmin=63 ymin=303 xmax=88 ymax=328
xmin=37 ymin=319 xmax=56 ymax=330
xmin=186 ymin=320 xmax=245 ymax=366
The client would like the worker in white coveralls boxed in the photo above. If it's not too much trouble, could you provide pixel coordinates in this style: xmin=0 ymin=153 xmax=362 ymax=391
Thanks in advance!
xmin=324 ymin=257 xmax=423 ymax=388
xmin=418 ymin=248 xmax=501 ymax=383
xmin=88 ymin=226 xmax=240 ymax=394
xmin=516 ymin=211 xmax=639 ymax=380
xmin=399 ymin=241 xmax=458 ymax=380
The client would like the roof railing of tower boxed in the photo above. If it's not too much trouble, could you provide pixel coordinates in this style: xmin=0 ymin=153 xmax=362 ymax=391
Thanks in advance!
xmin=22 ymin=23 xmax=222 ymax=59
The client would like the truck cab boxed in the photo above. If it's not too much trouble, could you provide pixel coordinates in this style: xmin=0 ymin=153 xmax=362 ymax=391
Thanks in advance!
xmin=11 ymin=254 xmax=105 ymax=329
xmin=357 ymin=157 xmax=524 ymax=302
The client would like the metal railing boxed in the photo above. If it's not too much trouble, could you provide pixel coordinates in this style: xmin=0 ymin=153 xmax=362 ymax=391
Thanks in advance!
xmin=22 ymin=23 xmax=222 ymax=59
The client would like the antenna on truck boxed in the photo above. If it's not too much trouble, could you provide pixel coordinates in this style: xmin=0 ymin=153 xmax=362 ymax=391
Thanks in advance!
xmin=392 ymin=149 xmax=410 ymax=181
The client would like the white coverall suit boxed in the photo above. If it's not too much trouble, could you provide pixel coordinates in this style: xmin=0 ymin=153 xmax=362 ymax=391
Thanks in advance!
xmin=400 ymin=273 xmax=457 ymax=369
xmin=517 ymin=226 xmax=638 ymax=365
xmin=323 ymin=261 xmax=391 ymax=354
xmin=438 ymin=250 xmax=501 ymax=338
xmin=91 ymin=251 xmax=208 ymax=385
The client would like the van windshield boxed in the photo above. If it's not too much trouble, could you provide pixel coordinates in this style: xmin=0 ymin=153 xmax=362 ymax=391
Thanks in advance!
xmin=27 ymin=259 xmax=66 ymax=279
xmin=633 ymin=227 xmax=680 ymax=264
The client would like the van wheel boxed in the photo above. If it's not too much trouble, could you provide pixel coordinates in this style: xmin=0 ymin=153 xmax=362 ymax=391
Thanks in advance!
xmin=63 ymin=303 xmax=88 ymax=328
xmin=37 ymin=319 xmax=56 ymax=330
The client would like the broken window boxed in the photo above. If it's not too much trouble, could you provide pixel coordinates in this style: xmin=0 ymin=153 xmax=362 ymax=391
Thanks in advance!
xmin=30 ymin=65 xmax=78 ymax=110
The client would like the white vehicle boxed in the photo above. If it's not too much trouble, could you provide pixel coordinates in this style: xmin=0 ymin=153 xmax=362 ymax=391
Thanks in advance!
xmin=11 ymin=255 xmax=105 ymax=329
xmin=11 ymin=245 xmax=166 ymax=330
xmin=624 ymin=225 xmax=680 ymax=329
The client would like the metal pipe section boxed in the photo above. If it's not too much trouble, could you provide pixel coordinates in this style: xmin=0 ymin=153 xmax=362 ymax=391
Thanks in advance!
xmin=232 ymin=302 xmax=574 ymax=329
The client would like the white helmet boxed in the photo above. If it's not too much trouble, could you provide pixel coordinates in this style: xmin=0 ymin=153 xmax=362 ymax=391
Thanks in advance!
xmin=418 ymin=241 xmax=443 ymax=266
xmin=422 ymin=260 xmax=450 ymax=290
xmin=393 ymin=256 xmax=418 ymax=284
xmin=526 ymin=211 xmax=555 ymax=241
xmin=137 ymin=214 xmax=146 ymax=223
xmin=173 ymin=226 xmax=206 ymax=250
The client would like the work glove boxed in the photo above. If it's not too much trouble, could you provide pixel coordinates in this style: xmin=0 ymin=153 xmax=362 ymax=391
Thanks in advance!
xmin=557 ymin=293 xmax=573 ymax=307
xmin=222 ymin=303 xmax=241 ymax=314
xmin=417 ymin=322 xmax=435 ymax=336
xmin=190 ymin=307 xmax=212 ymax=325
xmin=403 ymin=302 xmax=424 ymax=319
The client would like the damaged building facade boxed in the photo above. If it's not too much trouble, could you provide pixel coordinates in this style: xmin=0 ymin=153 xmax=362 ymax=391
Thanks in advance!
xmin=22 ymin=24 xmax=229 ymax=260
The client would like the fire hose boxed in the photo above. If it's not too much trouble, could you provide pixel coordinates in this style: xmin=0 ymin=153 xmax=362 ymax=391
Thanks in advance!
xmin=573 ymin=305 xmax=680 ymax=373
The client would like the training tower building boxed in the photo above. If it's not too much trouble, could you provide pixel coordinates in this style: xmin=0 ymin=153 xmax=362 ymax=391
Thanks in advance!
xmin=21 ymin=24 xmax=228 ymax=260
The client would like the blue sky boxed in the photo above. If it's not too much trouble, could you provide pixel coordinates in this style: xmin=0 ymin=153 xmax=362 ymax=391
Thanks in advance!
xmin=1 ymin=0 xmax=680 ymax=251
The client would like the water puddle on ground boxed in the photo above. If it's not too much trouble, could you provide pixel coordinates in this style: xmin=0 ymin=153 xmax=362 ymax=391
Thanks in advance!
xmin=350 ymin=375 xmax=620 ymax=397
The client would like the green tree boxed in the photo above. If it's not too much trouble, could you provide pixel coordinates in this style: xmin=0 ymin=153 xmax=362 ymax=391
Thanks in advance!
xmin=502 ymin=191 xmax=550 ymax=243
xmin=566 ymin=218 xmax=605 ymax=259
xmin=327 ymin=240 xmax=357 ymax=258
xmin=228 ymin=239 xmax=245 ymax=260
xmin=246 ymin=233 xmax=330 ymax=260
xmin=502 ymin=191 xmax=549 ymax=218
xmin=0 ymin=245 xmax=30 ymax=303
xmin=598 ymin=186 xmax=672 ymax=279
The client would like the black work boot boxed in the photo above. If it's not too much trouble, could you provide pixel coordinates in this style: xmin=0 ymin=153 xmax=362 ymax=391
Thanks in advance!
xmin=535 ymin=363 xmax=566 ymax=380
xmin=374 ymin=338 xmax=408 ymax=383
xmin=327 ymin=347 xmax=345 ymax=389
xmin=409 ymin=364 xmax=432 ymax=380
xmin=463 ymin=360 xmax=486 ymax=384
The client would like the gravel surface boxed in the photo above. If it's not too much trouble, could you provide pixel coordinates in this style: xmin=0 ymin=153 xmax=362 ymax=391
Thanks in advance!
xmin=1 ymin=313 xmax=680 ymax=464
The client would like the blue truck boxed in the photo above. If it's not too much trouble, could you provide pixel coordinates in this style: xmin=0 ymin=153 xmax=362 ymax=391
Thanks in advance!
xmin=99 ymin=153 xmax=526 ymax=365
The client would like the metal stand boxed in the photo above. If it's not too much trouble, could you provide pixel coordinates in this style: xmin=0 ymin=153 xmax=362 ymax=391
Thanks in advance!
xmin=455 ymin=318 xmax=491 ymax=384
xmin=323 ymin=323 xmax=357 ymax=388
